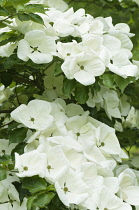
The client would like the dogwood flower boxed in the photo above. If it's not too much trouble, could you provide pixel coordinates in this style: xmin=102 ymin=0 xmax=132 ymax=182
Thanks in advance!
xmin=118 ymin=168 xmax=139 ymax=205
xmin=15 ymin=150 xmax=47 ymax=177
xmin=11 ymin=100 xmax=53 ymax=130
xmin=17 ymin=30 xmax=56 ymax=64
xmin=61 ymin=52 xmax=105 ymax=85
xmin=55 ymin=169 xmax=89 ymax=207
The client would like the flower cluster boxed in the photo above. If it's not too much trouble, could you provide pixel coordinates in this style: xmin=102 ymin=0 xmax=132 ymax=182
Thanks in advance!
xmin=1 ymin=3 xmax=139 ymax=86
xmin=0 ymin=0 xmax=139 ymax=209
xmin=8 ymin=99 xmax=139 ymax=210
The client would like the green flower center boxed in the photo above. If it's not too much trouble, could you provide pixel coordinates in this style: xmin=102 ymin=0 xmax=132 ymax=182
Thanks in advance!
xmin=63 ymin=187 xmax=69 ymax=193
xmin=76 ymin=132 xmax=80 ymax=136
xmin=80 ymin=65 xmax=84 ymax=70
xmin=101 ymin=142 xmax=105 ymax=146
xmin=47 ymin=165 xmax=52 ymax=170
xmin=30 ymin=117 xmax=35 ymax=122
xmin=23 ymin=166 xmax=28 ymax=171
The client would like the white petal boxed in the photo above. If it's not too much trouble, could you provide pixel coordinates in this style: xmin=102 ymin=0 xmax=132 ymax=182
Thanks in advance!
xmin=28 ymin=51 xmax=53 ymax=64
xmin=74 ymin=70 xmax=95 ymax=86
xmin=17 ymin=39 xmax=30 ymax=61
xmin=123 ymin=186 xmax=139 ymax=205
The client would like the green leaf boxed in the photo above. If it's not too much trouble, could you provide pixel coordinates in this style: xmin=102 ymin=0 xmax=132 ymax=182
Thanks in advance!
xmin=54 ymin=61 xmax=63 ymax=76
xmin=0 ymin=36 xmax=17 ymax=46
xmin=17 ymin=13 xmax=30 ymax=21
xmin=75 ymin=83 xmax=89 ymax=104
xmin=1 ymin=72 xmax=12 ymax=87
xmin=22 ymin=175 xmax=48 ymax=194
xmin=102 ymin=74 xmax=115 ymax=89
xmin=114 ymin=75 xmax=135 ymax=93
xmin=62 ymin=78 xmax=76 ymax=97
xmin=0 ymin=0 xmax=7 ymax=7
xmin=0 ymin=155 xmax=10 ymax=164
xmin=11 ymin=142 xmax=26 ymax=160
xmin=13 ymin=181 xmax=30 ymax=203
xmin=17 ymin=4 xmax=45 ymax=13
xmin=4 ymin=54 xmax=24 ymax=69
xmin=0 ymin=6 xmax=9 ymax=16
xmin=9 ymin=127 xmax=28 ymax=143
xmin=0 ymin=167 xmax=7 ymax=181
xmin=28 ymin=13 xmax=44 ymax=25
xmin=27 ymin=195 xmax=36 ymax=210
xmin=0 ymin=128 xmax=8 ymax=139
xmin=12 ymin=0 xmax=30 ymax=7
xmin=33 ymin=192 xmax=55 ymax=208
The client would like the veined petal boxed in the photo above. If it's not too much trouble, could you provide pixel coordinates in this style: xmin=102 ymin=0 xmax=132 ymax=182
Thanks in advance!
xmin=123 ymin=186 xmax=139 ymax=205
xmin=17 ymin=39 xmax=30 ymax=61
xmin=74 ymin=70 xmax=95 ymax=85
xmin=108 ymin=63 xmax=138 ymax=78
xmin=28 ymin=51 xmax=53 ymax=64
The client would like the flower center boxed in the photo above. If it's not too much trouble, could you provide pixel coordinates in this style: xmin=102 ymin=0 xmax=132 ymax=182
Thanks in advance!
xmin=76 ymin=132 xmax=80 ymax=136
xmin=63 ymin=187 xmax=69 ymax=193
xmin=80 ymin=65 xmax=84 ymax=70
xmin=47 ymin=165 xmax=52 ymax=170
xmin=23 ymin=166 xmax=28 ymax=171
xmin=30 ymin=117 xmax=35 ymax=122
xmin=101 ymin=142 xmax=105 ymax=146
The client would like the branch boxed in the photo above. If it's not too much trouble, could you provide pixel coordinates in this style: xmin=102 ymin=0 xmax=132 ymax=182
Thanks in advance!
xmin=0 ymin=13 xmax=17 ymax=23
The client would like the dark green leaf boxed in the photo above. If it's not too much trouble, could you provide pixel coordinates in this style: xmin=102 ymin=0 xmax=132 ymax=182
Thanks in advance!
xmin=0 ymin=6 xmax=9 ymax=16
xmin=17 ymin=13 xmax=30 ymax=21
xmin=0 ymin=167 xmax=7 ymax=181
xmin=0 ymin=36 xmax=17 ymax=46
xmin=33 ymin=192 xmax=55 ymax=208
xmin=75 ymin=83 xmax=89 ymax=104
xmin=0 ymin=128 xmax=8 ymax=139
xmin=22 ymin=175 xmax=48 ymax=194
xmin=4 ymin=54 xmax=24 ymax=69
xmin=9 ymin=127 xmax=28 ymax=143
xmin=13 ymin=181 xmax=30 ymax=202
xmin=28 ymin=13 xmax=44 ymax=25
xmin=11 ymin=142 xmax=26 ymax=160
xmin=62 ymin=78 xmax=76 ymax=97
xmin=1 ymin=72 xmax=12 ymax=87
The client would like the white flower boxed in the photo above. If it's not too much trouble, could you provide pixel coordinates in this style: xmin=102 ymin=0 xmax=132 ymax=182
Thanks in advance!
xmin=15 ymin=150 xmax=47 ymax=177
xmin=95 ymin=124 xmax=121 ymax=155
xmin=17 ymin=30 xmax=56 ymax=64
xmin=118 ymin=168 xmax=139 ymax=205
xmin=61 ymin=52 xmax=105 ymax=85
xmin=0 ymin=43 xmax=17 ymax=57
xmin=97 ymin=186 xmax=131 ymax=210
xmin=37 ymin=145 xmax=69 ymax=183
xmin=56 ymin=40 xmax=82 ymax=59
xmin=55 ymin=169 xmax=89 ymax=207
xmin=108 ymin=51 xmax=138 ymax=78
xmin=11 ymin=100 xmax=53 ymax=130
